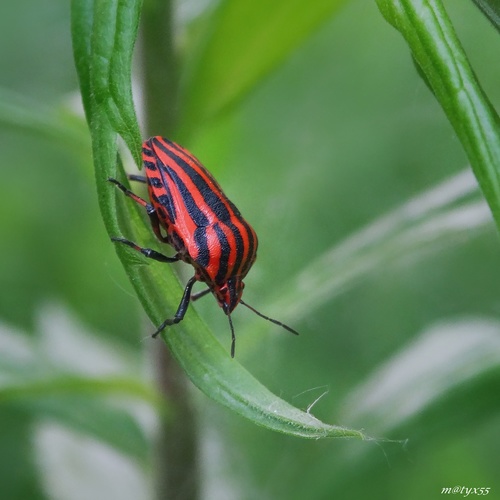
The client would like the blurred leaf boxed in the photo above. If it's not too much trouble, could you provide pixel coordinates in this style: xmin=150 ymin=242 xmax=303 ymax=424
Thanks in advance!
xmin=0 ymin=87 xmax=89 ymax=156
xmin=292 ymin=318 xmax=500 ymax=499
xmin=20 ymin=393 xmax=152 ymax=463
xmin=0 ymin=409 xmax=45 ymax=500
xmin=260 ymin=169 xmax=491 ymax=332
xmin=473 ymin=0 xmax=500 ymax=33
xmin=342 ymin=318 xmax=500 ymax=433
xmin=0 ymin=377 xmax=153 ymax=462
xmin=376 ymin=0 xmax=500 ymax=231
xmin=0 ymin=316 xmax=161 ymax=462
xmin=71 ymin=0 xmax=365 ymax=439
xmin=35 ymin=422 xmax=151 ymax=500
xmin=178 ymin=0 xmax=348 ymax=137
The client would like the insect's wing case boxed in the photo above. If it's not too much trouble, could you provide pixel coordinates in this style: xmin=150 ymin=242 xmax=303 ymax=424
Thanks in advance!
xmin=143 ymin=137 xmax=258 ymax=284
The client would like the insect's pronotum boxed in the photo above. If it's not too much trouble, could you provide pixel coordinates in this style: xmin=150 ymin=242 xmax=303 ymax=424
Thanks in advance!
xmin=110 ymin=136 xmax=298 ymax=356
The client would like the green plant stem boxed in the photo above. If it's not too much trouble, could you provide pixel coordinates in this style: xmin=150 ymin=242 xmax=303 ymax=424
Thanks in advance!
xmin=155 ymin=347 xmax=199 ymax=500
xmin=140 ymin=2 xmax=200 ymax=499
xmin=140 ymin=0 xmax=178 ymax=137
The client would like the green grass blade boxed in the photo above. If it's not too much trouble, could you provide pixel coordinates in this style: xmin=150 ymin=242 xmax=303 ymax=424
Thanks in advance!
xmin=376 ymin=0 xmax=500 ymax=231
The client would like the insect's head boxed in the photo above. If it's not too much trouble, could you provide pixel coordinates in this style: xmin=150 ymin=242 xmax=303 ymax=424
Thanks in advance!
xmin=215 ymin=277 xmax=245 ymax=315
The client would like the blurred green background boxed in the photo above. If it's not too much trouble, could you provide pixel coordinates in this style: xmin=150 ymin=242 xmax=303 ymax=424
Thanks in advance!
xmin=1 ymin=0 xmax=500 ymax=499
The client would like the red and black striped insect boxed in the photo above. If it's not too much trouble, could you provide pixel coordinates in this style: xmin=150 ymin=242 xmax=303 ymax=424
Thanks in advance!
xmin=109 ymin=136 xmax=298 ymax=357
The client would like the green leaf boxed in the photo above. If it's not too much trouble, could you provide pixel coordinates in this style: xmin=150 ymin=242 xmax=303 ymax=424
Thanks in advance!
xmin=178 ymin=0 xmax=348 ymax=137
xmin=71 ymin=0 xmax=365 ymax=440
xmin=375 ymin=0 xmax=500 ymax=232
xmin=106 ymin=183 xmax=365 ymax=439
xmin=73 ymin=0 xmax=143 ymax=166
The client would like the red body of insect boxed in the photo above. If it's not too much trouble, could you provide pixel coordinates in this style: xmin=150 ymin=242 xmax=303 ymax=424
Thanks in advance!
xmin=143 ymin=137 xmax=258 ymax=313
xmin=110 ymin=136 xmax=298 ymax=356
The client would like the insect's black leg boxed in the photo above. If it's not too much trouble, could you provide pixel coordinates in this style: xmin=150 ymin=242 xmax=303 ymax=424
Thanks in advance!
xmin=112 ymin=237 xmax=179 ymax=263
xmin=109 ymin=177 xmax=149 ymax=208
xmin=147 ymin=210 xmax=169 ymax=243
xmin=153 ymin=276 xmax=197 ymax=337
xmin=109 ymin=177 xmax=169 ymax=243
xmin=191 ymin=287 xmax=211 ymax=302
xmin=128 ymin=174 xmax=147 ymax=183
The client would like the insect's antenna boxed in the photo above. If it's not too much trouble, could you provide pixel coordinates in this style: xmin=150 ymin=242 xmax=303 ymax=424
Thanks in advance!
xmin=240 ymin=300 xmax=299 ymax=335
xmin=228 ymin=312 xmax=236 ymax=358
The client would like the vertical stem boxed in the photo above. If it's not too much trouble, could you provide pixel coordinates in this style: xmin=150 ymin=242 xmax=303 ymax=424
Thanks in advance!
xmin=140 ymin=1 xmax=200 ymax=499
xmin=141 ymin=0 xmax=179 ymax=137
xmin=155 ymin=347 xmax=200 ymax=500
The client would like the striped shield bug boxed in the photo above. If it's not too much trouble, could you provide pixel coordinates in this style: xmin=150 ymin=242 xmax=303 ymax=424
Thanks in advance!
xmin=109 ymin=136 xmax=298 ymax=357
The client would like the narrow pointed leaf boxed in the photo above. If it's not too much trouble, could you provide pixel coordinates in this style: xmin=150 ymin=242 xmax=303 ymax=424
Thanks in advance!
xmin=375 ymin=0 xmax=500 ymax=231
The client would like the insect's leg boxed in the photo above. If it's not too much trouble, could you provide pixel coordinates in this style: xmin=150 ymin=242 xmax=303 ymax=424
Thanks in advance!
xmin=109 ymin=177 xmax=149 ymax=208
xmin=191 ymin=288 xmax=211 ymax=302
xmin=112 ymin=237 xmax=179 ymax=263
xmin=147 ymin=210 xmax=170 ymax=243
xmin=153 ymin=276 xmax=197 ymax=337
xmin=108 ymin=177 xmax=169 ymax=243
xmin=128 ymin=174 xmax=147 ymax=183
